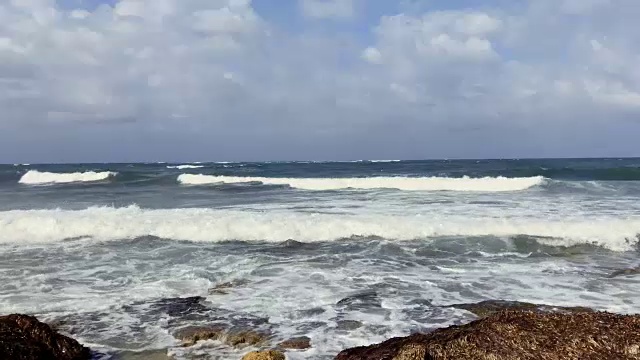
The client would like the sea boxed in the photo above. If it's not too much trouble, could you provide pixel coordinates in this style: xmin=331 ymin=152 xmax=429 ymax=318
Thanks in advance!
xmin=1 ymin=158 xmax=640 ymax=359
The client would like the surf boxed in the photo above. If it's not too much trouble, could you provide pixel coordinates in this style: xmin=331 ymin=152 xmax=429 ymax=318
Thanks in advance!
xmin=176 ymin=174 xmax=546 ymax=192
xmin=0 ymin=205 xmax=637 ymax=251
xmin=19 ymin=170 xmax=117 ymax=185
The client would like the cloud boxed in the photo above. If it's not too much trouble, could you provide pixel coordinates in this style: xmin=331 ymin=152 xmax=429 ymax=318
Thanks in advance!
xmin=299 ymin=0 xmax=354 ymax=20
xmin=366 ymin=11 xmax=501 ymax=64
xmin=0 ymin=0 xmax=639 ymax=162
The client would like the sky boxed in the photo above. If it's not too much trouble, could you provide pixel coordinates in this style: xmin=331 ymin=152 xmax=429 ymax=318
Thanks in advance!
xmin=0 ymin=0 xmax=639 ymax=163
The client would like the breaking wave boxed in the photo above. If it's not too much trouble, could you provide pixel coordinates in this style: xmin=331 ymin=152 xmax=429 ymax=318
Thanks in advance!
xmin=0 ymin=206 xmax=637 ymax=251
xmin=177 ymin=174 xmax=546 ymax=192
xmin=166 ymin=165 xmax=205 ymax=170
xmin=19 ymin=170 xmax=117 ymax=185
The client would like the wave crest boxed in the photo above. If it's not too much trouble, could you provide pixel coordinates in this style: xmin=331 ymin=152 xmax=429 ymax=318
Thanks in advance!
xmin=19 ymin=170 xmax=116 ymax=185
xmin=177 ymin=174 xmax=545 ymax=192
xmin=167 ymin=165 xmax=205 ymax=170
xmin=0 ymin=206 xmax=637 ymax=251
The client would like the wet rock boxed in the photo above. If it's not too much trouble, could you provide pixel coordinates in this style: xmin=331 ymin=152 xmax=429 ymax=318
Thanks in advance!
xmin=335 ymin=320 xmax=363 ymax=331
xmin=336 ymin=290 xmax=381 ymax=310
xmin=148 ymin=296 xmax=208 ymax=318
xmin=46 ymin=318 xmax=71 ymax=334
xmin=174 ymin=325 xmax=226 ymax=347
xmin=209 ymin=283 xmax=233 ymax=295
xmin=208 ymin=279 xmax=249 ymax=295
xmin=174 ymin=325 xmax=270 ymax=349
xmin=446 ymin=300 xmax=593 ymax=318
xmin=608 ymin=267 xmax=640 ymax=278
xmin=46 ymin=311 xmax=111 ymax=337
xmin=335 ymin=310 xmax=640 ymax=360
xmin=225 ymin=329 xmax=270 ymax=348
xmin=128 ymin=295 xmax=269 ymax=332
xmin=0 ymin=314 xmax=91 ymax=360
xmin=241 ymin=350 xmax=285 ymax=360
xmin=295 ymin=321 xmax=327 ymax=333
xmin=296 ymin=307 xmax=325 ymax=317
xmin=278 ymin=336 xmax=311 ymax=350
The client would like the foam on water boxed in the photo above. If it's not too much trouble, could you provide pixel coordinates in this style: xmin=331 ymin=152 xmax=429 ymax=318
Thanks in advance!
xmin=0 ymin=205 xmax=637 ymax=250
xmin=177 ymin=174 xmax=546 ymax=192
xmin=1 ymin=221 xmax=639 ymax=359
xmin=166 ymin=165 xmax=205 ymax=169
xmin=19 ymin=170 xmax=116 ymax=184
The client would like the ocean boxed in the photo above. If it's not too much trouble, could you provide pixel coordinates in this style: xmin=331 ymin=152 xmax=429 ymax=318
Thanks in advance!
xmin=1 ymin=158 xmax=640 ymax=359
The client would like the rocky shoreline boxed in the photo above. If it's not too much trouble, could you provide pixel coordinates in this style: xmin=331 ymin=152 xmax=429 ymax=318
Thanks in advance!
xmin=2 ymin=298 xmax=640 ymax=360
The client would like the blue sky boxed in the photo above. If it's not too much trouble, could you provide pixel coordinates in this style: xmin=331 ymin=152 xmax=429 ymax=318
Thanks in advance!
xmin=0 ymin=0 xmax=639 ymax=162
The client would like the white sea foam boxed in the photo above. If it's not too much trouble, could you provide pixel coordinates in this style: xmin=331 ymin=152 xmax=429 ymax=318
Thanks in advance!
xmin=19 ymin=170 xmax=116 ymax=184
xmin=166 ymin=165 xmax=205 ymax=169
xmin=177 ymin=174 xmax=545 ymax=192
xmin=0 ymin=206 xmax=637 ymax=251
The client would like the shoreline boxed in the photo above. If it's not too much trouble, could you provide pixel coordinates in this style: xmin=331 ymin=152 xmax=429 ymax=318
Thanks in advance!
xmin=3 ymin=298 xmax=640 ymax=360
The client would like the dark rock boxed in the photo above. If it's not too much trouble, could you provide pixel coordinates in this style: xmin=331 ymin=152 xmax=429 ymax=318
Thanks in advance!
xmin=46 ymin=311 xmax=111 ymax=337
xmin=296 ymin=307 xmax=326 ymax=317
xmin=446 ymin=300 xmax=593 ymax=318
xmin=335 ymin=310 xmax=640 ymax=360
xmin=0 ymin=314 xmax=91 ymax=360
xmin=337 ymin=290 xmax=381 ymax=310
xmin=127 ymin=295 xmax=269 ymax=330
xmin=336 ymin=320 xmax=363 ymax=331
xmin=147 ymin=296 xmax=208 ymax=318
xmin=278 ymin=336 xmax=311 ymax=350
xmin=242 ymin=350 xmax=285 ymax=360
xmin=295 ymin=321 xmax=327 ymax=333
xmin=208 ymin=279 xmax=249 ymax=295
xmin=208 ymin=283 xmax=232 ymax=295
xmin=608 ymin=267 xmax=640 ymax=278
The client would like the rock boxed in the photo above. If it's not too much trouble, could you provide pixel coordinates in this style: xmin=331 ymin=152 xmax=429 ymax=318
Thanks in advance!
xmin=224 ymin=329 xmax=269 ymax=348
xmin=147 ymin=296 xmax=208 ymax=318
xmin=0 ymin=314 xmax=91 ymax=360
xmin=446 ymin=300 xmax=593 ymax=318
xmin=296 ymin=307 xmax=325 ymax=317
xmin=208 ymin=279 xmax=249 ymax=295
xmin=174 ymin=325 xmax=269 ymax=349
xmin=335 ymin=320 xmax=363 ymax=331
xmin=335 ymin=310 xmax=640 ymax=360
xmin=174 ymin=325 xmax=225 ymax=347
xmin=241 ymin=350 xmax=285 ymax=360
xmin=278 ymin=336 xmax=311 ymax=350
xmin=336 ymin=291 xmax=381 ymax=310
xmin=608 ymin=267 xmax=640 ymax=278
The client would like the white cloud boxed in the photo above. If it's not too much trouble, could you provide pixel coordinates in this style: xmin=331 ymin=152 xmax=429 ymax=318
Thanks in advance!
xmin=370 ymin=11 xmax=501 ymax=64
xmin=192 ymin=7 xmax=259 ymax=34
xmin=454 ymin=13 xmax=502 ymax=35
xmin=299 ymin=0 xmax=354 ymax=20
xmin=361 ymin=46 xmax=382 ymax=64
